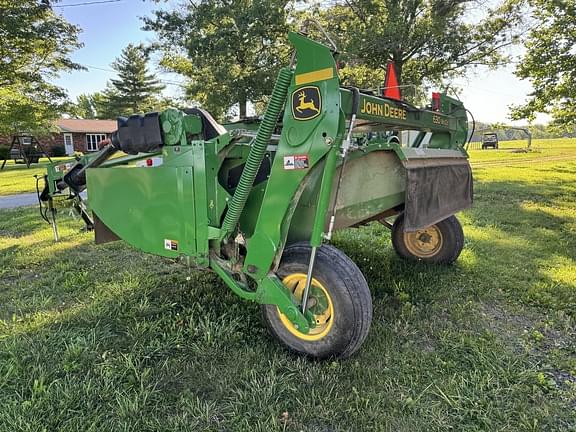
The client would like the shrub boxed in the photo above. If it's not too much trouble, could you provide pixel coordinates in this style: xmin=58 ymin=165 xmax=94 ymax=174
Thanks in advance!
xmin=52 ymin=146 xmax=66 ymax=157
xmin=0 ymin=146 xmax=9 ymax=160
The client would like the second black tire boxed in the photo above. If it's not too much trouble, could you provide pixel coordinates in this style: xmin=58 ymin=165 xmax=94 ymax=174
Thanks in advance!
xmin=391 ymin=214 xmax=464 ymax=264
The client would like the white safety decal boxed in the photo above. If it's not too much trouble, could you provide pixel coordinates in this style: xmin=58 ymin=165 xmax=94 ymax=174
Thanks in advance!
xmin=164 ymin=239 xmax=179 ymax=251
xmin=283 ymin=154 xmax=309 ymax=170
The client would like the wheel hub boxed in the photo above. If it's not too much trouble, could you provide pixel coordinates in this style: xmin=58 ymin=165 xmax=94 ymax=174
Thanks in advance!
xmin=277 ymin=273 xmax=334 ymax=341
xmin=403 ymin=225 xmax=443 ymax=258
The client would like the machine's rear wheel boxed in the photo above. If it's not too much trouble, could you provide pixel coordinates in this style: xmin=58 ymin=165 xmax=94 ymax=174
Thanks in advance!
xmin=391 ymin=214 xmax=464 ymax=264
xmin=262 ymin=243 xmax=372 ymax=359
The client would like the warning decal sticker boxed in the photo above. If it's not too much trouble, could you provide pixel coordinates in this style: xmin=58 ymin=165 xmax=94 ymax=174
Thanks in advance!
xmin=164 ymin=239 xmax=179 ymax=251
xmin=283 ymin=154 xmax=309 ymax=170
xmin=54 ymin=162 xmax=73 ymax=173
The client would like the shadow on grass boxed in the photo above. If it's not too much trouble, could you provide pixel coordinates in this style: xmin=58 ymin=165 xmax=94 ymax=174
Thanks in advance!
xmin=2 ymin=230 xmax=573 ymax=431
xmin=465 ymin=180 xmax=575 ymax=314
xmin=0 ymin=232 xmax=282 ymax=430
xmin=332 ymin=174 xmax=575 ymax=318
xmin=1 ymin=168 xmax=575 ymax=430
xmin=0 ymin=206 xmax=48 ymax=237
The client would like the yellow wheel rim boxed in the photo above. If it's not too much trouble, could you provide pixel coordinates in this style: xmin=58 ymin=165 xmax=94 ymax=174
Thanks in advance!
xmin=403 ymin=225 xmax=443 ymax=258
xmin=277 ymin=273 xmax=334 ymax=341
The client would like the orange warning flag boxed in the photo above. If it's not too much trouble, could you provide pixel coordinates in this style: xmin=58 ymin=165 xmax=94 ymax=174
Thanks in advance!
xmin=383 ymin=61 xmax=401 ymax=100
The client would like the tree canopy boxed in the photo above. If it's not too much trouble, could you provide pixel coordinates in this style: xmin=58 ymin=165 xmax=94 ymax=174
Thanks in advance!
xmin=71 ymin=93 xmax=104 ymax=119
xmin=144 ymin=0 xmax=523 ymax=116
xmin=0 ymin=0 xmax=82 ymax=135
xmin=144 ymin=0 xmax=293 ymax=120
xmin=1 ymin=0 xmax=559 ymax=133
xmin=309 ymin=0 xmax=523 ymax=98
xmin=510 ymin=0 xmax=575 ymax=128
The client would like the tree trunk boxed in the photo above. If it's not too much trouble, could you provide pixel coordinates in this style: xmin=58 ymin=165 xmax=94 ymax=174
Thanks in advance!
xmin=392 ymin=51 xmax=403 ymax=86
xmin=239 ymin=96 xmax=247 ymax=119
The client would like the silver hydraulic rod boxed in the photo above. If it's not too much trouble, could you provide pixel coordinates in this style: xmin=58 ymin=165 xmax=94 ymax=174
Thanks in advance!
xmin=326 ymin=87 xmax=360 ymax=241
xmin=301 ymin=89 xmax=361 ymax=312
xmin=301 ymin=246 xmax=317 ymax=313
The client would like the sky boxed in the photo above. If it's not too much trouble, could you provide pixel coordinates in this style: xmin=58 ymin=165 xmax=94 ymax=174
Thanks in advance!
xmin=52 ymin=0 xmax=166 ymax=94
xmin=52 ymin=0 xmax=549 ymax=125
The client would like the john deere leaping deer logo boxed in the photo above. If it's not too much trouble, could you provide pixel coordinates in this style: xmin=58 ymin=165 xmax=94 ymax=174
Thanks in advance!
xmin=295 ymin=91 xmax=319 ymax=113
xmin=292 ymin=86 xmax=321 ymax=120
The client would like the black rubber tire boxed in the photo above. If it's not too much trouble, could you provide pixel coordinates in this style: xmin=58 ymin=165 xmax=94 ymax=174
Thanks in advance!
xmin=391 ymin=214 xmax=464 ymax=264
xmin=262 ymin=243 xmax=372 ymax=359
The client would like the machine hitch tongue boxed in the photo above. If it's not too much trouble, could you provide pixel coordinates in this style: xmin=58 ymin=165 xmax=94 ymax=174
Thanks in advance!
xmin=63 ymin=143 xmax=117 ymax=193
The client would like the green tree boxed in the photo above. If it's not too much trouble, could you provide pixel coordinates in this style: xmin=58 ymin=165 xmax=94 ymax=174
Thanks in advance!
xmin=0 ymin=0 xmax=82 ymax=135
xmin=71 ymin=93 xmax=102 ymax=119
xmin=100 ymin=43 xmax=166 ymax=117
xmin=144 ymin=0 xmax=293 ymax=120
xmin=306 ymin=0 xmax=523 ymax=100
xmin=510 ymin=0 xmax=575 ymax=128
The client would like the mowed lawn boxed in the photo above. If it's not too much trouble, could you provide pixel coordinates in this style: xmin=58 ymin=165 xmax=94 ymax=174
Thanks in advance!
xmin=468 ymin=138 xmax=576 ymax=164
xmin=1 ymin=138 xmax=575 ymax=197
xmin=0 ymin=158 xmax=70 ymax=196
xmin=0 ymin=144 xmax=575 ymax=430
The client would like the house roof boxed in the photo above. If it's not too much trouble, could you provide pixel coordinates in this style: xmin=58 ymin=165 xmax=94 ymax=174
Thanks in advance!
xmin=56 ymin=119 xmax=117 ymax=133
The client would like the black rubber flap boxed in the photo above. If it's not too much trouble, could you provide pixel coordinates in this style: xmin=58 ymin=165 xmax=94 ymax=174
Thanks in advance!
xmin=404 ymin=159 xmax=473 ymax=231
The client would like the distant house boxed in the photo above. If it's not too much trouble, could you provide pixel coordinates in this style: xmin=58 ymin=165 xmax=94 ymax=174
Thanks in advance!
xmin=0 ymin=118 xmax=117 ymax=156
xmin=53 ymin=119 xmax=117 ymax=155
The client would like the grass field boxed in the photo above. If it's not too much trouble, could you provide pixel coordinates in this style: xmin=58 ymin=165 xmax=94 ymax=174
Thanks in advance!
xmin=1 ymin=138 xmax=576 ymax=197
xmin=468 ymin=138 xmax=576 ymax=164
xmin=0 ymin=158 xmax=69 ymax=196
xmin=0 ymin=141 xmax=575 ymax=430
